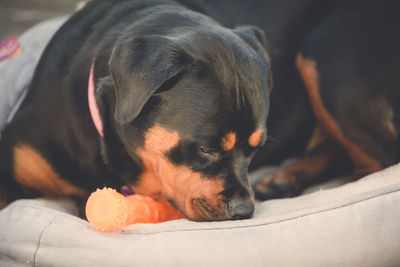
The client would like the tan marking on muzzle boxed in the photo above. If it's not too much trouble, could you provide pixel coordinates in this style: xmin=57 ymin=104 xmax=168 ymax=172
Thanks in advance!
xmin=131 ymin=125 xmax=179 ymax=200
xmin=133 ymin=124 xmax=227 ymax=220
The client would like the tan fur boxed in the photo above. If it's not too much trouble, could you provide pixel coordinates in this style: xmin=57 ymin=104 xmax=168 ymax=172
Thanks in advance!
xmin=305 ymin=125 xmax=329 ymax=153
xmin=248 ymin=128 xmax=263 ymax=147
xmin=0 ymin=189 xmax=6 ymax=210
xmin=133 ymin=124 xmax=226 ymax=221
xmin=255 ymin=137 xmax=344 ymax=197
xmin=13 ymin=144 xmax=86 ymax=197
xmin=296 ymin=53 xmax=382 ymax=176
xmin=221 ymin=131 xmax=237 ymax=151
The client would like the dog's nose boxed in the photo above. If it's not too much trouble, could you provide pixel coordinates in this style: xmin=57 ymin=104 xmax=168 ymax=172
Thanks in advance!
xmin=227 ymin=197 xmax=254 ymax=220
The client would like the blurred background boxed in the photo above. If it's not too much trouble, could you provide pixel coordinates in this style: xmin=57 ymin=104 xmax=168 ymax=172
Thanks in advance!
xmin=0 ymin=0 xmax=82 ymax=41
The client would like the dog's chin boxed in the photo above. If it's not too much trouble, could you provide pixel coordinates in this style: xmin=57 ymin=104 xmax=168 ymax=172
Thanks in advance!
xmin=183 ymin=198 xmax=229 ymax=222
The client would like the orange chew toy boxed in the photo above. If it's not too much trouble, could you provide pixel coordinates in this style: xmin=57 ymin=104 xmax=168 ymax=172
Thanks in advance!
xmin=86 ymin=187 xmax=185 ymax=232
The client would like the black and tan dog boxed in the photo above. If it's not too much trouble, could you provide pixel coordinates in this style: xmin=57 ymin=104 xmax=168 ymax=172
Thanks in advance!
xmin=250 ymin=0 xmax=400 ymax=199
xmin=1 ymin=0 xmax=399 ymax=221
xmin=204 ymin=0 xmax=400 ymax=199
xmin=0 ymin=0 xmax=271 ymax=221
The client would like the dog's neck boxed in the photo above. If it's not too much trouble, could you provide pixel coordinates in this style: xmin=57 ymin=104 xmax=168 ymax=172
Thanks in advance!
xmin=88 ymin=62 xmax=104 ymax=137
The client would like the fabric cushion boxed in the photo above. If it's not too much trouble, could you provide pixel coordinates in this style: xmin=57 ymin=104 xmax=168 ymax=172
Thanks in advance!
xmin=1 ymin=163 xmax=400 ymax=266
xmin=0 ymin=16 xmax=67 ymax=136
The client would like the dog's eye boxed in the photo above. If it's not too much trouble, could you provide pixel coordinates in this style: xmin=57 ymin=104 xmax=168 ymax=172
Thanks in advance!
xmin=198 ymin=145 xmax=217 ymax=157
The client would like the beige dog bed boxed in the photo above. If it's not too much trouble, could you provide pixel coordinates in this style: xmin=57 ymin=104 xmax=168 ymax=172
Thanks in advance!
xmin=1 ymin=163 xmax=399 ymax=266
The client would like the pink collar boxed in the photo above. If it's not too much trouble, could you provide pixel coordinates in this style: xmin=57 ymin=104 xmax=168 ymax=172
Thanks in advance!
xmin=88 ymin=63 xmax=104 ymax=137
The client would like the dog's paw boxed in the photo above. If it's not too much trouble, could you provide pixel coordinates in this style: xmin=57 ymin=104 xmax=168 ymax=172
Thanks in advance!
xmin=254 ymin=171 xmax=303 ymax=200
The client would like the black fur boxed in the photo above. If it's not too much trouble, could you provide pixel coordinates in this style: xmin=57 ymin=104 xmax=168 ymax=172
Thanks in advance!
xmin=0 ymin=0 xmax=270 ymax=220
xmin=1 ymin=0 xmax=399 ymax=220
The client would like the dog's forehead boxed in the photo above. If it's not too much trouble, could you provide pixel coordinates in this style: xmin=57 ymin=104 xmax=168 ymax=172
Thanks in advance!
xmin=155 ymin=73 xmax=267 ymax=148
xmin=151 ymin=30 xmax=269 ymax=146
xmin=195 ymin=31 xmax=270 ymax=123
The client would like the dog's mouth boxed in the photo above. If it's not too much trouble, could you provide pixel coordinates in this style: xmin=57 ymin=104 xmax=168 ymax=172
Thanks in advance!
xmin=163 ymin=194 xmax=227 ymax=221
xmin=186 ymin=198 xmax=229 ymax=221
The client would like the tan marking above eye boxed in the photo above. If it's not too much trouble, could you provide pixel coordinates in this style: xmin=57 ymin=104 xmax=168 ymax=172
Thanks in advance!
xmin=221 ymin=132 xmax=237 ymax=151
xmin=249 ymin=128 xmax=264 ymax=147
xmin=13 ymin=143 xmax=87 ymax=197
xmin=143 ymin=124 xmax=180 ymax=154
xmin=132 ymin=124 xmax=180 ymax=199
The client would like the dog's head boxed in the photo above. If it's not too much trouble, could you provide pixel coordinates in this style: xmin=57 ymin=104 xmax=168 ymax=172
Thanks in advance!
xmin=97 ymin=25 xmax=272 ymax=221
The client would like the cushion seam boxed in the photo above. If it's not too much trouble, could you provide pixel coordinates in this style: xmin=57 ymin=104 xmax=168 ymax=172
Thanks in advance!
xmin=33 ymin=215 xmax=58 ymax=267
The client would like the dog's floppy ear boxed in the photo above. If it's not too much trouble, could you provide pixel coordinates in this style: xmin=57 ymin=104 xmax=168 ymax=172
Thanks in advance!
xmin=233 ymin=26 xmax=273 ymax=93
xmin=109 ymin=35 xmax=191 ymax=124
xmin=233 ymin=25 xmax=270 ymax=58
